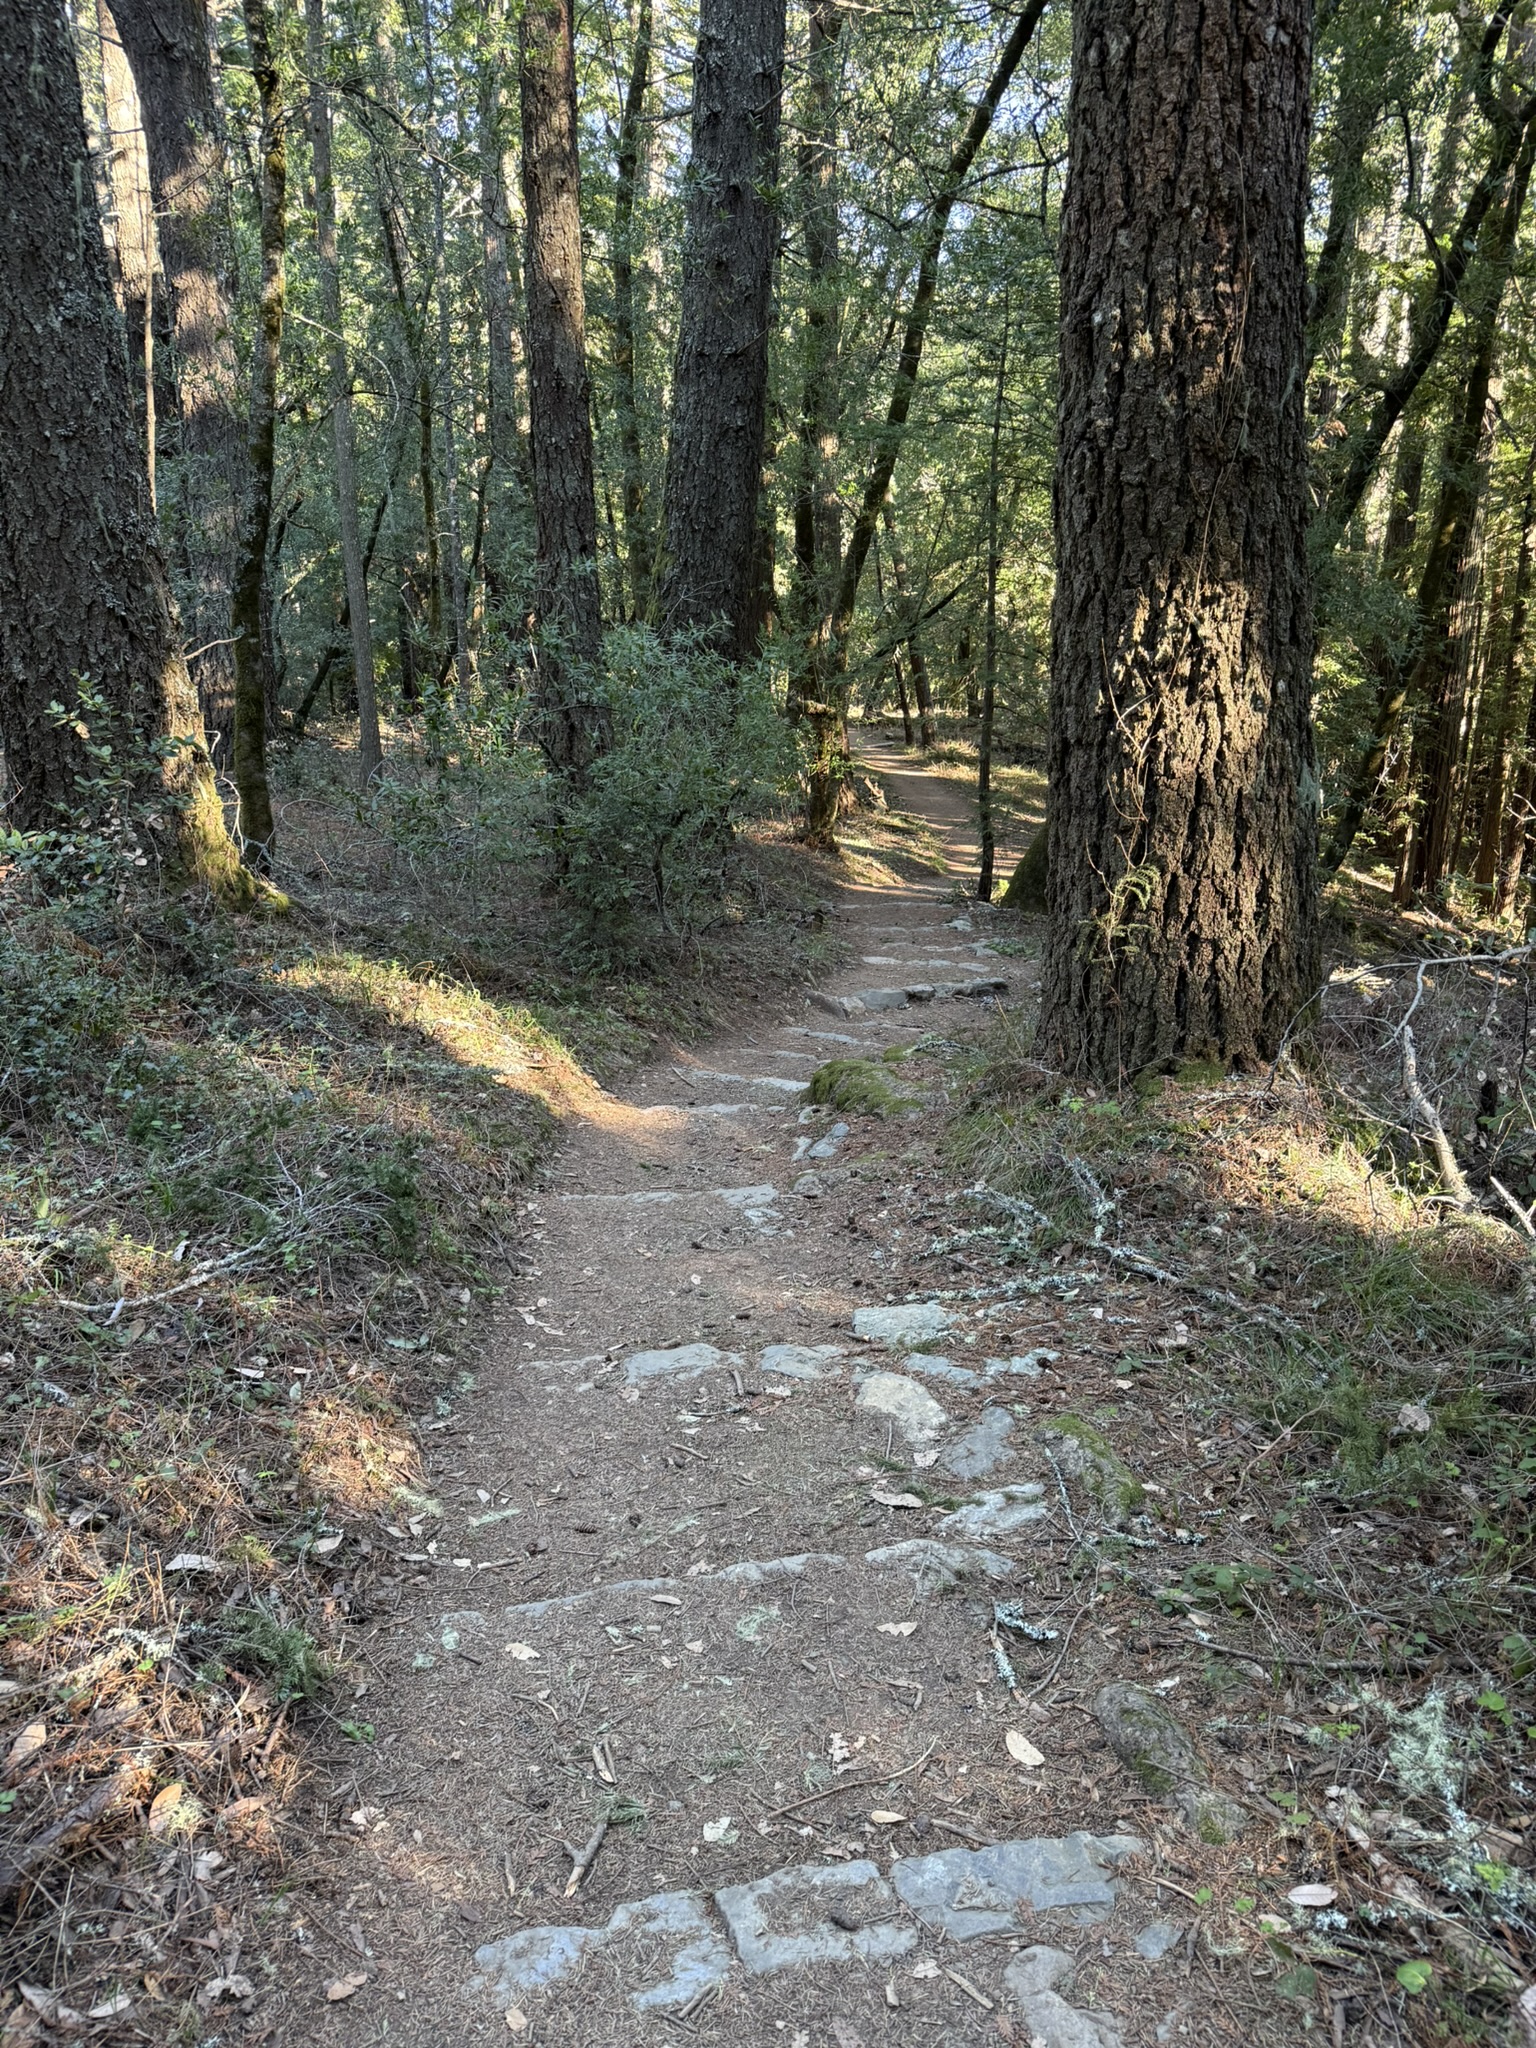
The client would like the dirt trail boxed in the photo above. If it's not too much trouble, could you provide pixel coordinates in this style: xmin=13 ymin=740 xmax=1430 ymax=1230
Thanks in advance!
xmin=274 ymin=756 xmax=1211 ymax=2048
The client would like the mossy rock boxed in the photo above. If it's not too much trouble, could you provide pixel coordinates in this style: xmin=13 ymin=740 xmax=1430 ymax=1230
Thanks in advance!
xmin=1095 ymin=1681 xmax=1246 ymax=1844
xmin=1036 ymin=1413 xmax=1145 ymax=1520
xmin=999 ymin=823 xmax=1048 ymax=912
xmin=805 ymin=1057 xmax=921 ymax=1117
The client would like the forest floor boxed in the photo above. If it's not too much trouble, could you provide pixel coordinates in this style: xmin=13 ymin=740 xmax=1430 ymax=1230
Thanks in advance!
xmin=4 ymin=740 xmax=1535 ymax=2048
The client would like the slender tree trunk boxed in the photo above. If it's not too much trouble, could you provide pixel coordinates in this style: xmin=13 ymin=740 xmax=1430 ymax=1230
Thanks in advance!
xmin=1304 ymin=57 xmax=1380 ymax=379
xmin=228 ymin=0 xmax=284 ymax=860
xmin=892 ymin=650 xmax=914 ymax=747
xmin=792 ymin=0 xmax=842 ymax=633
xmin=1495 ymin=456 xmax=1536 ymax=912
xmin=659 ymin=0 xmax=787 ymax=656
xmin=1040 ymin=0 xmax=1318 ymax=1080
xmin=880 ymin=498 xmax=935 ymax=747
xmin=977 ymin=301 xmax=1007 ymax=902
xmin=801 ymin=0 xmax=1047 ymax=847
xmin=94 ymin=0 xmax=159 ymax=493
xmin=305 ymin=0 xmax=382 ymax=785
xmin=611 ymin=0 xmax=654 ymax=618
xmin=111 ymin=0 xmax=244 ymax=741
xmin=519 ymin=0 xmax=607 ymax=776
xmin=0 ymin=0 xmax=247 ymax=899
xmin=423 ymin=0 xmax=470 ymax=706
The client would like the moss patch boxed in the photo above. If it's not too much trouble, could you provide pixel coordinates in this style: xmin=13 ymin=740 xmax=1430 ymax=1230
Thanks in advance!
xmin=805 ymin=1057 xmax=921 ymax=1117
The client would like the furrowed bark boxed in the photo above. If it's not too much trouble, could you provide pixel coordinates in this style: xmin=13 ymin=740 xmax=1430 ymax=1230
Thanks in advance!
xmin=611 ymin=0 xmax=654 ymax=618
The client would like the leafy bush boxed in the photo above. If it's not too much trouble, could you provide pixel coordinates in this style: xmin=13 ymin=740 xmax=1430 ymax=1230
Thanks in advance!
xmin=548 ymin=626 xmax=795 ymax=963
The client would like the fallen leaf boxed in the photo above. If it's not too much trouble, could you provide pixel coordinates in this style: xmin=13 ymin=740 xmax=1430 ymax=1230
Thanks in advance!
xmin=6 ymin=1721 xmax=47 ymax=1776
xmin=1004 ymin=1730 xmax=1045 ymax=1769
xmin=650 ymin=1593 xmax=682 ymax=1607
xmin=167 ymin=1553 xmax=218 ymax=1572
xmin=312 ymin=1533 xmax=344 ymax=1558
xmin=505 ymin=2012 xmax=530 ymax=2036
xmin=869 ymin=1810 xmax=906 ymax=1824
xmin=1395 ymin=1401 xmax=1432 ymax=1434
xmin=1286 ymin=1883 xmax=1338 ymax=1908
xmin=147 ymin=1783 xmax=187 ymax=1838
xmin=325 ymin=1973 xmax=368 ymax=2002
xmin=871 ymin=1488 xmax=923 ymax=1510
xmin=197 ymin=1974 xmax=254 ymax=2008
xmin=912 ymin=1450 xmax=939 ymax=1469
xmin=701 ymin=1816 xmax=738 ymax=1844
xmin=912 ymin=1958 xmax=940 ymax=1980
xmin=87 ymin=1994 xmax=133 ymax=2019
xmin=684 ymin=1639 xmax=704 ymax=1653
xmin=876 ymin=1620 xmax=917 ymax=1637
xmin=504 ymin=1642 xmax=540 ymax=1661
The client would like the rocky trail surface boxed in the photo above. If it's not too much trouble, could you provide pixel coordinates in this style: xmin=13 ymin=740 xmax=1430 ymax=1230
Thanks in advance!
xmin=272 ymin=753 xmax=1260 ymax=2048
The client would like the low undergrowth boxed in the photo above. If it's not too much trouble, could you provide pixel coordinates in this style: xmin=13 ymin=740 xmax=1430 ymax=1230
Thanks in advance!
xmin=943 ymin=966 xmax=1536 ymax=2044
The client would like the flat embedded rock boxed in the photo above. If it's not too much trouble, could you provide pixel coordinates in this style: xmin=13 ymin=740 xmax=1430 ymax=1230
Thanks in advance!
xmin=936 ymin=1483 xmax=1051 ymax=1542
xmin=890 ymin=1834 xmax=1141 ymax=1938
xmin=853 ymin=1300 xmax=951 ymax=1350
xmin=1134 ymin=1918 xmax=1183 ymax=1961
xmin=942 ymin=1406 xmax=1016 ymax=1478
xmin=1003 ymin=1945 xmax=1127 ymax=2048
xmin=467 ymin=1889 xmax=730 ymax=2012
xmin=623 ymin=1342 xmax=741 ymax=1385
xmin=758 ymin=1342 xmax=845 ymax=1380
xmin=865 ymin=1538 xmax=1014 ymax=1595
xmin=985 ymin=1349 xmax=1058 ymax=1378
xmin=900 ymin=1352 xmax=982 ymax=1388
xmin=855 ymin=1371 xmax=948 ymax=1444
xmin=715 ymin=1859 xmax=913 ymax=1972
xmin=854 ymin=986 xmax=911 ymax=1010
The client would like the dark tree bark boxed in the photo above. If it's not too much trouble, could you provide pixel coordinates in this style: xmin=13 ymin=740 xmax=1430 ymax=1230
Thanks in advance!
xmin=977 ymin=300 xmax=1007 ymax=903
xmin=659 ymin=0 xmax=787 ymax=656
xmin=1494 ymin=455 xmax=1536 ymax=912
xmin=791 ymin=0 xmax=842 ymax=634
xmin=880 ymin=498 xmax=935 ymax=747
xmin=520 ymin=0 xmax=607 ymax=777
xmin=228 ymin=0 xmax=284 ymax=862
xmin=0 ymin=0 xmax=247 ymax=899
xmin=611 ymin=0 xmax=654 ymax=618
xmin=1040 ymin=0 xmax=1319 ymax=1081
xmin=111 ymin=0 xmax=244 ymax=740
xmin=801 ymin=0 xmax=1047 ymax=846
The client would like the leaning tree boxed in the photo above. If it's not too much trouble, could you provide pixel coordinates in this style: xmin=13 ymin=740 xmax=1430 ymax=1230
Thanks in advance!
xmin=1039 ymin=0 xmax=1320 ymax=1079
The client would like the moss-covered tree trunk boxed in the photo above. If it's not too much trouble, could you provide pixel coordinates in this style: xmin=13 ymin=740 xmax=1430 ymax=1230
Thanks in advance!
xmin=0 ymin=0 xmax=249 ymax=901
xmin=1039 ymin=0 xmax=1318 ymax=1079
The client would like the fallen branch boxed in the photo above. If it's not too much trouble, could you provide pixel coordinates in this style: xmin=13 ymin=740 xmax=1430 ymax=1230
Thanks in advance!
xmin=563 ymin=1816 xmax=607 ymax=1896
xmin=760 ymin=1739 xmax=938 ymax=1821
xmin=1399 ymin=1024 xmax=1473 ymax=1208
xmin=0 ymin=1768 xmax=137 ymax=1904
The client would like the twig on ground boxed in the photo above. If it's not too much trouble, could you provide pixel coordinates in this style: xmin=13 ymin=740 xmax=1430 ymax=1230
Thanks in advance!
xmin=760 ymin=1739 xmax=938 ymax=1820
xmin=563 ymin=1816 xmax=608 ymax=1896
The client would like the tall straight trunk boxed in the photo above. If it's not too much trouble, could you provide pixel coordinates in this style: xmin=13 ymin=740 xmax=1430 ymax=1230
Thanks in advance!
xmin=1040 ymin=0 xmax=1318 ymax=1081
xmin=659 ymin=0 xmax=787 ymax=656
xmin=1495 ymin=455 xmax=1536 ymax=912
xmin=305 ymin=0 xmax=382 ymax=785
xmin=423 ymin=0 xmax=470 ymax=705
xmin=791 ymin=0 xmax=842 ymax=632
xmin=801 ymin=0 xmax=1047 ymax=847
xmin=977 ymin=301 xmax=1007 ymax=902
xmin=477 ymin=44 xmax=528 ymax=609
xmin=519 ymin=0 xmax=606 ymax=775
xmin=1332 ymin=114 xmax=1536 ymax=886
xmin=111 ymin=0 xmax=243 ymax=739
xmin=611 ymin=0 xmax=653 ymax=617
xmin=880 ymin=498 xmax=935 ymax=747
xmin=229 ymin=0 xmax=283 ymax=861
xmin=892 ymin=650 xmax=914 ymax=747
xmin=0 ymin=0 xmax=246 ymax=899
xmin=1319 ymin=12 xmax=1535 ymax=547
xmin=94 ymin=0 xmax=158 ymax=495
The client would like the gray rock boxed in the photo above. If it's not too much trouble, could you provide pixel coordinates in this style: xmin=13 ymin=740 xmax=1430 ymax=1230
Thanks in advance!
xmin=905 ymin=984 xmax=936 ymax=1001
xmin=942 ymin=1407 xmax=1016 ymax=1479
xmin=855 ymin=1372 xmax=948 ymax=1445
xmin=1094 ymin=1682 xmax=1247 ymax=1844
xmin=898 ymin=1352 xmax=981 ymax=1388
xmin=854 ymin=987 xmax=912 ymax=1011
xmin=890 ymin=1834 xmax=1141 ymax=1939
xmin=791 ymin=1172 xmax=824 ymax=1197
xmin=624 ymin=1343 xmax=741 ymax=1386
xmin=954 ymin=977 xmax=1008 ymax=999
xmin=1002 ymin=1946 xmax=1126 ymax=2048
xmin=715 ymin=1860 xmax=913 ymax=1972
xmin=864 ymin=1539 xmax=1015 ymax=1596
xmin=852 ymin=1301 xmax=952 ymax=1350
xmin=810 ymin=991 xmax=865 ymax=1018
xmin=806 ymin=1120 xmax=851 ymax=1160
xmin=757 ymin=1343 xmax=845 ymax=1380
xmin=712 ymin=1552 xmax=844 ymax=1584
xmin=716 ymin=1183 xmax=779 ymax=1209
xmin=468 ymin=1889 xmax=731 ymax=2012
xmin=1133 ymin=1919 xmax=1184 ymax=1962
xmin=984 ymin=1349 xmax=1059 ymax=1379
xmin=1036 ymin=1417 xmax=1144 ymax=1525
xmin=935 ymin=1484 xmax=1051 ymax=1543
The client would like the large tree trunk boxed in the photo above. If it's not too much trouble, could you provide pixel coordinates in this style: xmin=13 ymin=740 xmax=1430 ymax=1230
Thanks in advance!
xmin=1039 ymin=0 xmax=1319 ymax=1081
xmin=611 ymin=0 xmax=654 ymax=619
xmin=519 ymin=0 xmax=607 ymax=777
xmin=305 ymin=0 xmax=383 ymax=785
xmin=791 ymin=0 xmax=842 ymax=636
xmin=0 ymin=0 xmax=247 ymax=900
xmin=110 ymin=0 xmax=243 ymax=743
xmin=228 ymin=0 xmax=283 ymax=862
xmin=801 ymin=0 xmax=1047 ymax=847
xmin=659 ymin=0 xmax=787 ymax=656
xmin=93 ymin=0 xmax=159 ymax=494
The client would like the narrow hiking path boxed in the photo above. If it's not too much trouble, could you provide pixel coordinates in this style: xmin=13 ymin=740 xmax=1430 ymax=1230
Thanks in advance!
xmin=270 ymin=757 xmax=1234 ymax=2048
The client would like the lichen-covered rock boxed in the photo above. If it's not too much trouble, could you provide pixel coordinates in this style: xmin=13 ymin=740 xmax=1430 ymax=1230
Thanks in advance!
xmin=852 ymin=1300 xmax=952 ymax=1350
xmin=864 ymin=1538 xmax=1014 ymax=1596
xmin=855 ymin=1371 xmax=948 ymax=1445
xmin=942 ymin=1407 xmax=1016 ymax=1479
xmin=935 ymin=1483 xmax=1050 ymax=1543
xmin=1036 ymin=1414 xmax=1144 ymax=1524
xmin=1094 ymin=1682 xmax=1247 ymax=1843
